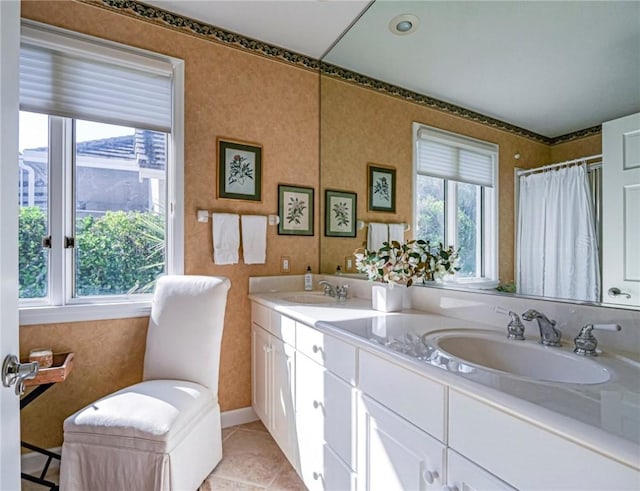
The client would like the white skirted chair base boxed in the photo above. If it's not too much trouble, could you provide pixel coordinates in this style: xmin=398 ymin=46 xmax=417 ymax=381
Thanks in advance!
xmin=59 ymin=275 xmax=231 ymax=491
xmin=61 ymin=379 xmax=222 ymax=491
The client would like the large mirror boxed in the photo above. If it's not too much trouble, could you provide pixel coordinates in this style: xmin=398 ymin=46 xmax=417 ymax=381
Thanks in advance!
xmin=319 ymin=1 xmax=640 ymax=308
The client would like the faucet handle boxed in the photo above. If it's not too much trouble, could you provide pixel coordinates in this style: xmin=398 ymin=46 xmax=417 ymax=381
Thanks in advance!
xmin=591 ymin=324 xmax=622 ymax=332
xmin=336 ymin=284 xmax=350 ymax=302
xmin=574 ymin=324 xmax=622 ymax=356
xmin=495 ymin=307 xmax=525 ymax=340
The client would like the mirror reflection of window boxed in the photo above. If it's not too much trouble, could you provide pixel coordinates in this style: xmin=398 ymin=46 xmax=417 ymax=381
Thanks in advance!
xmin=413 ymin=123 xmax=497 ymax=283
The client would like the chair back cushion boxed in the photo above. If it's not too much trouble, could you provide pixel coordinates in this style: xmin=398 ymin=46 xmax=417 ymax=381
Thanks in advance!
xmin=143 ymin=275 xmax=230 ymax=390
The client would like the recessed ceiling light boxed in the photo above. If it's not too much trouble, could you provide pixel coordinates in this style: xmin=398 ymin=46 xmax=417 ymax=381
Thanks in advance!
xmin=389 ymin=14 xmax=420 ymax=36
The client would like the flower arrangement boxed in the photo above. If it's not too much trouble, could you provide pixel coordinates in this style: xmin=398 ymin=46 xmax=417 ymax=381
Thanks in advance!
xmin=354 ymin=239 xmax=460 ymax=287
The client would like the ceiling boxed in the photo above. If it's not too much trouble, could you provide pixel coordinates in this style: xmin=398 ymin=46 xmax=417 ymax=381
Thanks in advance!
xmin=144 ymin=0 xmax=371 ymax=59
xmin=144 ymin=0 xmax=640 ymax=138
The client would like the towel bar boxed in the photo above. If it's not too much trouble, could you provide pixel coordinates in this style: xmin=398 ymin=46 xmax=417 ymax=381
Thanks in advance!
xmin=196 ymin=210 xmax=279 ymax=225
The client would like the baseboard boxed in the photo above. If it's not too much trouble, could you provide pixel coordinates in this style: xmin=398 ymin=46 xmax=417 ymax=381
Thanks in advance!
xmin=21 ymin=446 xmax=61 ymax=475
xmin=21 ymin=408 xmax=257 ymax=473
xmin=221 ymin=406 xmax=258 ymax=428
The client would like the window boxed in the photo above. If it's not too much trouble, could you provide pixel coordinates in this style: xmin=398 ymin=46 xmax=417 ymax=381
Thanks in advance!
xmin=18 ymin=21 xmax=184 ymax=324
xmin=413 ymin=123 xmax=497 ymax=282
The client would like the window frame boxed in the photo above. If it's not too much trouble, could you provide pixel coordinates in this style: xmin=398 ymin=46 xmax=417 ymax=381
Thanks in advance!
xmin=19 ymin=23 xmax=184 ymax=326
xmin=412 ymin=123 xmax=498 ymax=284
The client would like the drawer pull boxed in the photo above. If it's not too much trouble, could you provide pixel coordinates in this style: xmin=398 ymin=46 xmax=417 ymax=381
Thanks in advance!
xmin=312 ymin=471 xmax=321 ymax=481
xmin=312 ymin=344 xmax=323 ymax=354
xmin=312 ymin=400 xmax=323 ymax=409
xmin=422 ymin=470 xmax=439 ymax=484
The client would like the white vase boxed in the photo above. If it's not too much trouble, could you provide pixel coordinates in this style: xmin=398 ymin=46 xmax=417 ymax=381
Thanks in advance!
xmin=371 ymin=283 xmax=404 ymax=312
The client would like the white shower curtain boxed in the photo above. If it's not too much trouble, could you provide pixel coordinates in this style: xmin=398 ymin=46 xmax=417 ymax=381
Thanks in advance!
xmin=517 ymin=165 xmax=600 ymax=302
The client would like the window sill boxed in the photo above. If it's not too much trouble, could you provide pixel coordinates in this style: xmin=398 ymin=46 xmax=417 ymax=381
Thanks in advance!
xmin=441 ymin=278 xmax=501 ymax=290
xmin=19 ymin=300 xmax=152 ymax=326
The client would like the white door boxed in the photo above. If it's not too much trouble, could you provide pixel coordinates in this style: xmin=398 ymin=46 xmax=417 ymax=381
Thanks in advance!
xmin=270 ymin=337 xmax=296 ymax=464
xmin=602 ymin=112 xmax=640 ymax=306
xmin=0 ymin=1 xmax=22 ymax=489
xmin=357 ymin=394 xmax=445 ymax=491
xmin=445 ymin=450 xmax=515 ymax=491
xmin=251 ymin=324 xmax=270 ymax=425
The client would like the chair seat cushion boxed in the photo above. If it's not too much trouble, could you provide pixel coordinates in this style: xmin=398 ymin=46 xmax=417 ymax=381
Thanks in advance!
xmin=63 ymin=379 xmax=216 ymax=453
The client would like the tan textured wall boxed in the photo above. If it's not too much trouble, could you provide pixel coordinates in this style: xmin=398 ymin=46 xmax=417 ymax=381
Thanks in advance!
xmin=20 ymin=0 xmax=319 ymax=449
xmin=320 ymin=76 xmax=550 ymax=284
xmin=550 ymin=134 xmax=602 ymax=162
xmin=20 ymin=318 xmax=148 ymax=448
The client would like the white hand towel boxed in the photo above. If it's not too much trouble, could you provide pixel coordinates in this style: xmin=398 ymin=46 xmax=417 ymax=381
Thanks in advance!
xmin=367 ymin=222 xmax=388 ymax=251
xmin=241 ymin=215 xmax=267 ymax=264
xmin=212 ymin=213 xmax=239 ymax=265
xmin=388 ymin=223 xmax=405 ymax=245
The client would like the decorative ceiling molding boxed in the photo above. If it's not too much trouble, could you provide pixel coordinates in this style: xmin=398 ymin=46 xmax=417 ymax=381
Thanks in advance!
xmin=321 ymin=63 xmax=551 ymax=144
xmin=78 ymin=0 xmax=600 ymax=146
xmin=547 ymin=125 xmax=602 ymax=145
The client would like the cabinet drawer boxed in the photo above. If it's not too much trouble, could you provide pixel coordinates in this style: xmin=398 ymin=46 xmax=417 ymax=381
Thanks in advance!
xmin=251 ymin=302 xmax=270 ymax=330
xmin=299 ymin=440 xmax=356 ymax=491
xmin=358 ymin=350 xmax=446 ymax=442
xmin=449 ymin=390 xmax=640 ymax=490
xmin=269 ymin=311 xmax=296 ymax=346
xmin=296 ymin=322 xmax=356 ymax=384
xmin=296 ymin=352 xmax=357 ymax=470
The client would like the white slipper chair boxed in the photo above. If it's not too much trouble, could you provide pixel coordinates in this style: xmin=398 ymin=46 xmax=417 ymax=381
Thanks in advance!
xmin=60 ymin=275 xmax=230 ymax=491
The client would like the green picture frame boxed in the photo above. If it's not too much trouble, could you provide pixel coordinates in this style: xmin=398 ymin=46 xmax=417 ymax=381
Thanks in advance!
xmin=278 ymin=185 xmax=314 ymax=236
xmin=325 ymin=189 xmax=357 ymax=237
xmin=367 ymin=163 xmax=396 ymax=212
xmin=217 ymin=138 xmax=262 ymax=201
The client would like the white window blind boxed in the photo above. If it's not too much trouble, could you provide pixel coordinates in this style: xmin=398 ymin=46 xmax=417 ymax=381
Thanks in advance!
xmin=20 ymin=23 xmax=173 ymax=133
xmin=416 ymin=126 xmax=497 ymax=188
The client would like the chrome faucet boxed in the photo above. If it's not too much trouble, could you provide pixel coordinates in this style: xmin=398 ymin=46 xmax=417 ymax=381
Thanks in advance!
xmin=522 ymin=309 xmax=562 ymax=346
xmin=318 ymin=280 xmax=349 ymax=302
xmin=318 ymin=280 xmax=336 ymax=297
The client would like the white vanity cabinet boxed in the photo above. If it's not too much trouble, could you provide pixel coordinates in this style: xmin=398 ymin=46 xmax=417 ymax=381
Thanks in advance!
xmin=251 ymin=304 xmax=298 ymax=465
xmin=250 ymin=300 xmax=640 ymax=491
xmin=296 ymin=321 xmax=358 ymax=490
xmin=448 ymin=390 xmax=640 ymax=490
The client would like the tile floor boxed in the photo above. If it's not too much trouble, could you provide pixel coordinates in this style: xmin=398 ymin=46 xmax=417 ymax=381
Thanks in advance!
xmin=21 ymin=420 xmax=306 ymax=491
xmin=199 ymin=420 xmax=306 ymax=490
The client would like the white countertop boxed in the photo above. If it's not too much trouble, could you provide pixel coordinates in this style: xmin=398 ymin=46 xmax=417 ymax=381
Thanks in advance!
xmin=249 ymin=291 xmax=640 ymax=470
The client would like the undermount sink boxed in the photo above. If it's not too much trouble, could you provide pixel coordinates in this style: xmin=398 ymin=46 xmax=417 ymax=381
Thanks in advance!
xmin=282 ymin=292 xmax=338 ymax=305
xmin=424 ymin=329 xmax=612 ymax=384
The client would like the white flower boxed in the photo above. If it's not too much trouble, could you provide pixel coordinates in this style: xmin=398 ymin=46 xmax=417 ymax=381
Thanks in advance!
xmin=433 ymin=264 xmax=446 ymax=278
xmin=354 ymin=240 xmax=459 ymax=287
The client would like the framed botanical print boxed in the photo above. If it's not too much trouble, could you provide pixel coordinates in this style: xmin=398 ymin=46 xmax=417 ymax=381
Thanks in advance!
xmin=217 ymin=138 xmax=262 ymax=201
xmin=367 ymin=163 xmax=396 ymax=212
xmin=278 ymin=185 xmax=314 ymax=236
xmin=325 ymin=189 xmax=357 ymax=237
